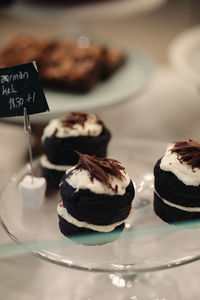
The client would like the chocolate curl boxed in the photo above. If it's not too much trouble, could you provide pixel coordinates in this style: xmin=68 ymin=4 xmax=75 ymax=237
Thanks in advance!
xmin=61 ymin=112 xmax=88 ymax=128
xmin=74 ymin=151 xmax=125 ymax=192
xmin=61 ymin=112 xmax=103 ymax=129
xmin=171 ymin=139 xmax=200 ymax=169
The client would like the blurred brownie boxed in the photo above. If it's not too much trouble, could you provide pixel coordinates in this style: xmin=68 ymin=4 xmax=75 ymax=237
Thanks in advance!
xmin=39 ymin=41 xmax=103 ymax=92
xmin=0 ymin=35 xmax=39 ymax=67
xmin=0 ymin=35 xmax=125 ymax=92
xmin=101 ymin=47 xmax=125 ymax=79
xmin=0 ymin=35 xmax=56 ymax=68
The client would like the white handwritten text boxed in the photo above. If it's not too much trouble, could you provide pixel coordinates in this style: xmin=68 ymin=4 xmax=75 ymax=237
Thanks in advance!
xmin=2 ymin=84 xmax=18 ymax=96
xmin=1 ymin=71 xmax=29 ymax=84
xmin=8 ymin=92 xmax=36 ymax=111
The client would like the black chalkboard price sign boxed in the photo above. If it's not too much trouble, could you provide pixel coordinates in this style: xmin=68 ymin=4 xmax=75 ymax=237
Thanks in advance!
xmin=0 ymin=62 xmax=49 ymax=118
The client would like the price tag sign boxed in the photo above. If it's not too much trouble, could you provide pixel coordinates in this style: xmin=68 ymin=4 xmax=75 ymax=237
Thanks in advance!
xmin=0 ymin=62 xmax=49 ymax=118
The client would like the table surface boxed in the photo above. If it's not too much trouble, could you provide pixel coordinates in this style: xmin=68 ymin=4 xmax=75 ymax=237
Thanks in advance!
xmin=1 ymin=0 xmax=200 ymax=299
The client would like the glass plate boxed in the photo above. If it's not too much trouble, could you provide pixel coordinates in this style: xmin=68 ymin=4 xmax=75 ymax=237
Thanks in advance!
xmin=1 ymin=138 xmax=200 ymax=273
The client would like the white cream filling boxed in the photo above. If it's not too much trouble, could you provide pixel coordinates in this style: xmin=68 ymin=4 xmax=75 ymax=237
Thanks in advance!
xmin=160 ymin=144 xmax=200 ymax=186
xmin=57 ymin=204 xmax=133 ymax=232
xmin=40 ymin=155 xmax=71 ymax=171
xmin=155 ymin=189 xmax=200 ymax=212
xmin=65 ymin=167 xmax=130 ymax=195
xmin=41 ymin=114 xmax=103 ymax=141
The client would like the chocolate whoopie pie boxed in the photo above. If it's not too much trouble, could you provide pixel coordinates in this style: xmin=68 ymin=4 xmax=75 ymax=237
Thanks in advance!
xmin=154 ymin=140 xmax=200 ymax=223
xmin=40 ymin=155 xmax=70 ymax=189
xmin=42 ymin=112 xmax=111 ymax=165
xmin=57 ymin=152 xmax=135 ymax=244
xmin=40 ymin=112 xmax=111 ymax=189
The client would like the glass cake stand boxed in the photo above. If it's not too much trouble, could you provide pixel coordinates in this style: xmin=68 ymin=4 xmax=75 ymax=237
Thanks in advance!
xmin=1 ymin=138 xmax=200 ymax=300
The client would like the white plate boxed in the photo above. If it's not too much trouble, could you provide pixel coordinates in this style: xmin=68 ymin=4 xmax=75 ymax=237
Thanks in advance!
xmin=3 ymin=0 xmax=167 ymax=21
xmin=169 ymin=25 xmax=200 ymax=87
xmin=3 ymin=49 xmax=153 ymax=123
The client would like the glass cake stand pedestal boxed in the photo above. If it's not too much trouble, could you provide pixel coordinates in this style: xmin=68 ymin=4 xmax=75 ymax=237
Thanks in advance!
xmin=1 ymin=138 xmax=200 ymax=300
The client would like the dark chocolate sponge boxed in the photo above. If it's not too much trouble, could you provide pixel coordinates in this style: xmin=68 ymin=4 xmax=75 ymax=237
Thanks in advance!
xmin=43 ymin=126 xmax=111 ymax=166
xmin=154 ymin=159 xmax=200 ymax=207
xmin=41 ymin=165 xmax=66 ymax=190
xmin=60 ymin=177 xmax=134 ymax=225
xmin=58 ymin=214 xmax=125 ymax=245
xmin=154 ymin=139 xmax=200 ymax=223
xmin=58 ymin=152 xmax=134 ymax=243
xmin=154 ymin=191 xmax=200 ymax=223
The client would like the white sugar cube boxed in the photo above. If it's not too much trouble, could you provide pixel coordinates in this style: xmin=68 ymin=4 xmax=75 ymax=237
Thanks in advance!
xmin=19 ymin=175 xmax=46 ymax=209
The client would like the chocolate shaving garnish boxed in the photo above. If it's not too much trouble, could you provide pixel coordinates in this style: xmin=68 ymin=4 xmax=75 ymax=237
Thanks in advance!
xmin=61 ymin=112 xmax=88 ymax=128
xmin=97 ymin=118 xmax=104 ymax=126
xmin=171 ymin=139 xmax=200 ymax=169
xmin=74 ymin=151 xmax=125 ymax=192
xmin=61 ymin=112 xmax=103 ymax=129
xmin=50 ymin=128 xmax=58 ymax=139
xmin=114 ymin=184 xmax=118 ymax=193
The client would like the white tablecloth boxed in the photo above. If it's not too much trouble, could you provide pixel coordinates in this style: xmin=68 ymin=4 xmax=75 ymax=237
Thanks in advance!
xmin=101 ymin=65 xmax=200 ymax=142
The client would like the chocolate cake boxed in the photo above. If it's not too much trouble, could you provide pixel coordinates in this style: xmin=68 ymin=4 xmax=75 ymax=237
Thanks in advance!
xmin=0 ymin=35 xmax=125 ymax=92
xmin=154 ymin=140 xmax=200 ymax=223
xmin=40 ymin=155 xmax=70 ymax=189
xmin=39 ymin=40 xmax=103 ymax=92
xmin=41 ymin=112 xmax=111 ymax=188
xmin=101 ymin=47 xmax=125 ymax=79
xmin=57 ymin=152 xmax=135 ymax=244
xmin=0 ymin=35 xmax=56 ymax=69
